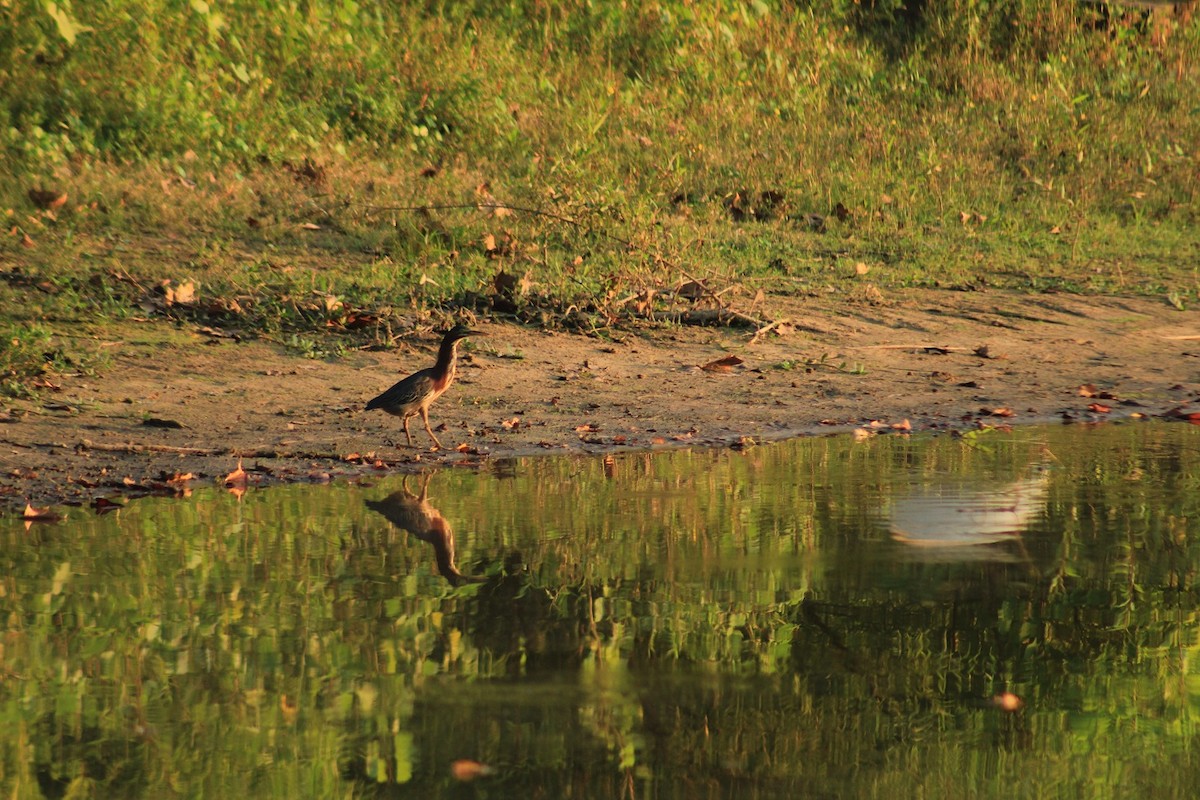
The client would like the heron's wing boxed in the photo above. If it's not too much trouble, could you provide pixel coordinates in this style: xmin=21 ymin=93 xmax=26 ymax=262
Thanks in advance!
xmin=366 ymin=369 xmax=436 ymax=412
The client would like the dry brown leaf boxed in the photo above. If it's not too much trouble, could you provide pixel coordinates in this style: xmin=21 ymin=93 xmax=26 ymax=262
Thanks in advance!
xmin=450 ymin=760 xmax=494 ymax=782
xmin=300 ymin=222 xmax=321 ymax=231
xmin=891 ymin=419 xmax=912 ymax=431
xmin=1077 ymin=383 xmax=1098 ymax=397
xmin=22 ymin=503 xmax=62 ymax=522
xmin=483 ymin=233 xmax=497 ymax=252
xmin=855 ymin=262 xmax=870 ymax=275
xmin=700 ymin=355 xmax=744 ymax=373
xmin=574 ymin=423 xmax=599 ymax=433
xmin=518 ymin=270 xmax=535 ymax=295
xmin=1087 ymin=403 xmax=1112 ymax=414
xmin=500 ymin=416 xmax=521 ymax=430
xmin=984 ymin=407 xmax=1015 ymax=417
xmin=992 ymin=692 xmax=1023 ymax=712
xmin=164 ymin=281 xmax=197 ymax=306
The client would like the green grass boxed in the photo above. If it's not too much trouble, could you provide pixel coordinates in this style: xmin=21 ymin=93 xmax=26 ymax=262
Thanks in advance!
xmin=1 ymin=1 xmax=1198 ymax=392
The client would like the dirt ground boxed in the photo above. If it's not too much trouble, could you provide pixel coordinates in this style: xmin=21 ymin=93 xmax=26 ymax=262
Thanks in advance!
xmin=3 ymin=289 xmax=1199 ymax=509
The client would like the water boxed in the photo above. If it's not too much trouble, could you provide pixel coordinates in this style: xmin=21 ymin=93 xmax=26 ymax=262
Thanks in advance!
xmin=3 ymin=423 xmax=1199 ymax=799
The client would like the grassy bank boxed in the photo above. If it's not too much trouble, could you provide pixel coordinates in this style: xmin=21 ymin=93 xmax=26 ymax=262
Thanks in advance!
xmin=1 ymin=1 xmax=1197 ymax=391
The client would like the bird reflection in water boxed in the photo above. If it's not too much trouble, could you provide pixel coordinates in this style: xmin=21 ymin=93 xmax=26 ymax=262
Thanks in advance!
xmin=365 ymin=474 xmax=485 ymax=586
xmin=888 ymin=462 xmax=1052 ymax=560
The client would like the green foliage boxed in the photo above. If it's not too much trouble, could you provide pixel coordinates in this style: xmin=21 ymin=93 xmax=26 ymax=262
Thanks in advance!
xmin=0 ymin=322 xmax=55 ymax=395
xmin=0 ymin=1 xmax=1197 ymax=386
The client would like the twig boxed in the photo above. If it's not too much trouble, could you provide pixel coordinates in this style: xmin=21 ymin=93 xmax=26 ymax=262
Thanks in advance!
xmin=79 ymin=440 xmax=225 ymax=456
xmin=646 ymin=309 xmax=769 ymax=329
xmin=855 ymin=344 xmax=972 ymax=351
xmin=749 ymin=318 xmax=788 ymax=345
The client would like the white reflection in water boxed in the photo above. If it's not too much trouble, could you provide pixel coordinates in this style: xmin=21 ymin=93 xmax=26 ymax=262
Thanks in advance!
xmin=888 ymin=464 xmax=1051 ymax=556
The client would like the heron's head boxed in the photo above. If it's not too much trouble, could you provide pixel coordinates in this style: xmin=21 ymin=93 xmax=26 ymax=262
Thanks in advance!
xmin=444 ymin=323 xmax=484 ymax=344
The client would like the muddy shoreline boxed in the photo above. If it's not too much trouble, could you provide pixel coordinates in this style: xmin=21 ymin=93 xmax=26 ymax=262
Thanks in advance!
xmin=3 ymin=289 xmax=1198 ymax=510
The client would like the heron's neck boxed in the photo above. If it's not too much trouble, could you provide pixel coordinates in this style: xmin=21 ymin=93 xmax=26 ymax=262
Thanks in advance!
xmin=434 ymin=340 xmax=459 ymax=377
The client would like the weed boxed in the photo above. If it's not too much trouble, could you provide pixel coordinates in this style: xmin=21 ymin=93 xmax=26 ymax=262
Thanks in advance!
xmin=0 ymin=2 xmax=1195 ymax=392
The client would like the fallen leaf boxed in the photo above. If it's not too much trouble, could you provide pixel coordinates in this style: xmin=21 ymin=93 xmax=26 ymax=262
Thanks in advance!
xmin=500 ymin=417 xmax=521 ymax=430
xmin=1077 ymin=384 xmax=1098 ymax=397
xmin=450 ymin=760 xmax=494 ymax=782
xmin=984 ymin=407 xmax=1015 ymax=417
xmin=300 ymin=222 xmax=321 ymax=230
xmin=700 ymin=355 xmax=745 ymax=373
xmin=574 ymin=423 xmax=599 ymax=433
xmin=1087 ymin=403 xmax=1112 ymax=414
xmin=891 ymin=419 xmax=912 ymax=431
xmin=992 ymin=692 xmax=1023 ymax=712
xmin=855 ymin=262 xmax=870 ymax=275
xmin=22 ymin=503 xmax=62 ymax=522
xmin=164 ymin=281 xmax=197 ymax=306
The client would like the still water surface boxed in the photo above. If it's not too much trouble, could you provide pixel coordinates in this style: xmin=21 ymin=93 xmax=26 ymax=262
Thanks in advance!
xmin=3 ymin=423 xmax=1199 ymax=799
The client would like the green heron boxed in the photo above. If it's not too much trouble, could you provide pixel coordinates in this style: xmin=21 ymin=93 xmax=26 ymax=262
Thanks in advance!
xmin=366 ymin=324 xmax=483 ymax=449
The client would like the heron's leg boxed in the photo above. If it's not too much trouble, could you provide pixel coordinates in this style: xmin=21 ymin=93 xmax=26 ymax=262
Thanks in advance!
xmin=402 ymin=415 xmax=415 ymax=447
xmin=420 ymin=407 xmax=443 ymax=449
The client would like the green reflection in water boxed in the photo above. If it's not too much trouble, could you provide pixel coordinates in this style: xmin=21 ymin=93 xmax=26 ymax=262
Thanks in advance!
xmin=2 ymin=423 xmax=1199 ymax=798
